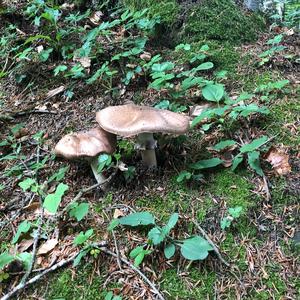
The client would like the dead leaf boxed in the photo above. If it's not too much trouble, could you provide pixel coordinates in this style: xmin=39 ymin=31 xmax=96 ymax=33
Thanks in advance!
xmin=113 ymin=209 xmax=125 ymax=219
xmin=18 ymin=239 xmax=34 ymax=252
xmin=265 ymin=147 xmax=291 ymax=175
xmin=46 ymin=86 xmax=65 ymax=99
xmin=37 ymin=238 xmax=58 ymax=255
xmin=140 ymin=52 xmax=151 ymax=61
xmin=76 ymin=57 xmax=91 ymax=69
xmin=189 ymin=104 xmax=212 ymax=117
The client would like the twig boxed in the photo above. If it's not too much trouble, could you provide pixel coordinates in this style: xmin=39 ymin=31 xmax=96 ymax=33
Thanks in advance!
xmin=112 ymin=230 xmax=122 ymax=270
xmin=60 ymin=170 xmax=117 ymax=216
xmin=0 ymin=241 xmax=107 ymax=300
xmin=191 ymin=219 xmax=230 ymax=267
xmin=99 ymin=247 xmax=165 ymax=300
xmin=262 ymin=174 xmax=271 ymax=201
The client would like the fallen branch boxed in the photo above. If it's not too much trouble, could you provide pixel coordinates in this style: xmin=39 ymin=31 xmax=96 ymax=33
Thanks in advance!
xmin=0 ymin=241 xmax=107 ymax=300
xmin=191 ymin=219 xmax=230 ymax=267
xmin=99 ymin=247 xmax=165 ymax=300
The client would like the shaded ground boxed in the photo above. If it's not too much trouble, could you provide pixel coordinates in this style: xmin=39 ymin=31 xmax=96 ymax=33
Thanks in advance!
xmin=0 ymin=1 xmax=299 ymax=299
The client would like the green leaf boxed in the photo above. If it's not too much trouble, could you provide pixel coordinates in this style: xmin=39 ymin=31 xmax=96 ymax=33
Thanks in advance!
xmin=48 ymin=166 xmax=69 ymax=182
xmin=119 ymin=212 xmax=155 ymax=227
xmin=220 ymin=217 xmax=232 ymax=230
xmin=105 ymin=292 xmax=114 ymax=300
xmin=176 ymin=170 xmax=192 ymax=182
xmin=39 ymin=48 xmax=53 ymax=62
xmin=0 ymin=252 xmax=14 ymax=269
xmin=164 ymin=213 xmax=179 ymax=234
xmin=16 ymin=252 xmax=32 ymax=270
xmin=164 ymin=243 xmax=175 ymax=259
xmin=108 ymin=219 xmax=120 ymax=231
xmin=240 ymin=136 xmax=268 ymax=153
xmin=54 ymin=65 xmax=67 ymax=76
xmin=134 ymin=252 xmax=145 ymax=267
xmin=73 ymin=229 xmax=93 ymax=245
xmin=175 ymin=43 xmax=191 ymax=51
xmin=18 ymin=178 xmax=36 ymax=192
xmin=195 ymin=62 xmax=214 ymax=71
xmin=148 ymin=227 xmax=165 ymax=245
xmin=231 ymin=155 xmax=244 ymax=171
xmin=69 ymin=203 xmax=89 ymax=221
xmin=43 ymin=183 xmax=69 ymax=214
xmin=202 ymin=84 xmax=224 ymax=102
xmin=190 ymin=158 xmax=223 ymax=170
xmin=180 ymin=236 xmax=213 ymax=260
xmin=228 ymin=206 xmax=243 ymax=218
xmin=73 ymin=249 xmax=88 ymax=267
xmin=12 ymin=221 xmax=31 ymax=244
xmin=97 ymin=154 xmax=112 ymax=173
xmin=212 ymin=140 xmax=236 ymax=151
xmin=267 ymin=34 xmax=283 ymax=45
xmin=129 ymin=246 xmax=144 ymax=259
xmin=248 ymin=151 xmax=264 ymax=176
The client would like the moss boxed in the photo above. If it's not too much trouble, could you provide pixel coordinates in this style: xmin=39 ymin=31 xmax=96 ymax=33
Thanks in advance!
xmin=160 ymin=268 xmax=216 ymax=299
xmin=122 ymin=0 xmax=179 ymax=26
xmin=182 ymin=0 xmax=266 ymax=45
xmin=41 ymin=264 xmax=106 ymax=300
xmin=207 ymin=169 xmax=253 ymax=210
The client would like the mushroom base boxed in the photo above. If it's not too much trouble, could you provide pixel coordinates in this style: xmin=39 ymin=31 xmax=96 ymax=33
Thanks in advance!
xmin=90 ymin=157 xmax=108 ymax=189
xmin=136 ymin=133 xmax=157 ymax=167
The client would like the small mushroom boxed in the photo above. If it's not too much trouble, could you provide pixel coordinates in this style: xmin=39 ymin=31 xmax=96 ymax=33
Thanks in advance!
xmin=54 ymin=127 xmax=116 ymax=186
xmin=96 ymin=104 xmax=190 ymax=167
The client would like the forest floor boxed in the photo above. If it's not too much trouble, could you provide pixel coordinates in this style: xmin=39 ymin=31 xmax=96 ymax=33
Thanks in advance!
xmin=0 ymin=2 xmax=299 ymax=300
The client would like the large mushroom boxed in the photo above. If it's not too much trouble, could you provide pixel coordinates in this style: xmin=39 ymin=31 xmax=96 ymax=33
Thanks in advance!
xmin=96 ymin=104 xmax=190 ymax=167
xmin=54 ymin=127 xmax=116 ymax=185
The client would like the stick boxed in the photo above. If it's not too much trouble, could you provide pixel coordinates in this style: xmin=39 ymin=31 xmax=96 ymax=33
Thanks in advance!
xmin=191 ymin=219 xmax=230 ymax=267
xmin=0 ymin=241 xmax=107 ymax=300
xmin=99 ymin=247 xmax=165 ymax=300
xmin=60 ymin=170 xmax=117 ymax=216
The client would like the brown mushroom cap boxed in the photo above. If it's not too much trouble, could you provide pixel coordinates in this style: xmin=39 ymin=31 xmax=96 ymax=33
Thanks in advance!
xmin=54 ymin=127 xmax=116 ymax=159
xmin=96 ymin=104 xmax=190 ymax=137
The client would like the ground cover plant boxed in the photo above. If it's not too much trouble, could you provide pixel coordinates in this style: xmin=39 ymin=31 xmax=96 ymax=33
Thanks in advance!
xmin=0 ymin=0 xmax=299 ymax=299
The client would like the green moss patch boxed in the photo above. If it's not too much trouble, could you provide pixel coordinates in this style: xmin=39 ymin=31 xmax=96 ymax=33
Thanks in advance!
xmin=183 ymin=0 xmax=266 ymax=45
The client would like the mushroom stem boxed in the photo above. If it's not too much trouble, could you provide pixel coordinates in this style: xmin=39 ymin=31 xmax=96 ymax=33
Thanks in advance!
xmin=137 ymin=133 xmax=157 ymax=167
xmin=90 ymin=157 xmax=108 ymax=189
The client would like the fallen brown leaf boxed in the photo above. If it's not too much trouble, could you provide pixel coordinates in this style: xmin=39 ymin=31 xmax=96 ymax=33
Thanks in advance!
xmin=37 ymin=238 xmax=58 ymax=255
xmin=265 ymin=147 xmax=291 ymax=175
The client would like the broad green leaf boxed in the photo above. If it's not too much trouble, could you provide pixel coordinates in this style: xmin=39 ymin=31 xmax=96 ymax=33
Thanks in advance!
xmin=202 ymin=84 xmax=224 ymax=102
xmin=105 ymin=292 xmax=114 ymax=300
xmin=231 ymin=155 xmax=244 ymax=171
xmin=73 ymin=229 xmax=93 ymax=245
xmin=18 ymin=178 xmax=36 ymax=192
xmin=228 ymin=206 xmax=243 ymax=218
xmin=148 ymin=227 xmax=165 ymax=245
xmin=267 ymin=34 xmax=283 ymax=45
xmin=73 ymin=249 xmax=88 ymax=267
xmin=212 ymin=140 xmax=236 ymax=151
xmin=12 ymin=221 xmax=31 ymax=244
xmin=220 ymin=217 xmax=232 ymax=230
xmin=164 ymin=243 xmax=176 ymax=259
xmin=164 ymin=213 xmax=179 ymax=234
xmin=54 ymin=65 xmax=67 ymax=76
xmin=175 ymin=43 xmax=191 ymax=51
xmin=43 ymin=183 xmax=69 ymax=214
xmin=16 ymin=252 xmax=32 ymax=270
xmin=195 ymin=62 xmax=214 ymax=71
xmin=134 ymin=252 xmax=145 ymax=267
xmin=190 ymin=158 xmax=223 ymax=170
xmin=176 ymin=170 xmax=192 ymax=182
xmin=119 ymin=212 xmax=155 ymax=227
xmin=240 ymin=136 xmax=268 ymax=153
xmin=180 ymin=236 xmax=213 ymax=260
xmin=97 ymin=154 xmax=112 ymax=173
xmin=214 ymin=70 xmax=228 ymax=79
xmin=108 ymin=219 xmax=120 ymax=231
xmin=129 ymin=246 xmax=144 ymax=259
xmin=39 ymin=48 xmax=53 ymax=62
xmin=69 ymin=203 xmax=89 ymax=221
xmin=0 ymin=252 xmax=14 ymax=269
xmin=248 ymin=151 xmax=264 ymax=176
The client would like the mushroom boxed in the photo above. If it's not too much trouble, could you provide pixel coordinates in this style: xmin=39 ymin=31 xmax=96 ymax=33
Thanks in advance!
xmin=96 ymin=104 xmax=190 ymax=167
xmin=54 ymin=127 xmax=116 ymax=186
